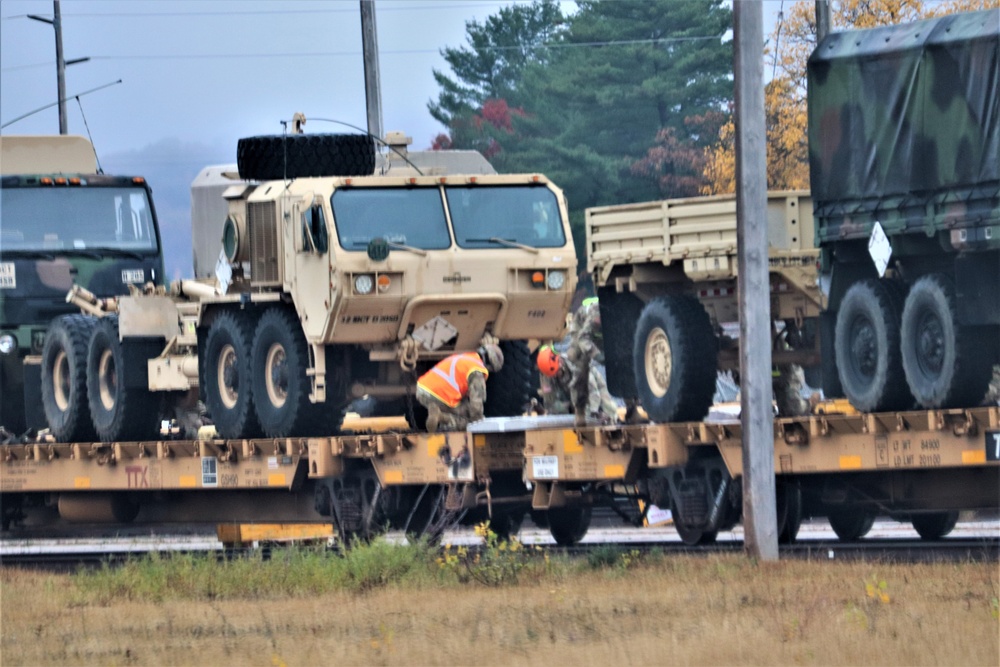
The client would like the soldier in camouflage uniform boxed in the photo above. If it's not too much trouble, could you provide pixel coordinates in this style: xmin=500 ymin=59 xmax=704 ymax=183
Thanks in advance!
xmin=562 ymin=298 xmax=625 ymax=426
xmin=537 ymin=344 xmax=618 ymax=422
xmin=416 ymin=345 xmax=503 ymax=433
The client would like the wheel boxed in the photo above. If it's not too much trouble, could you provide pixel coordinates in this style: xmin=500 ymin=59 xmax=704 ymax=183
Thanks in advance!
xmin=598 ymin=287 xmax=644 ymax=398
xmin=488 ymin=509 xmax=525 ymax=541
xmin=547 ymin=506 xmax=592 ymax=546
xmin=237 ymin=134 xmax=375 ymax=180
xmin=484 ymin=340 xmax=534 ymax=417
xmin=910 ymin=511 xmax=959 ymax=541
xmin=900 ymin=274 xmax=992 ymax=408
xmin=777 ymin=482 xmax=803 ymax=544
xmin=41 ymin=315 xmax=97 ymax=442
xmin=671 ymin=498 xmax=718 ymax=546
xmin=632 ymin=295 xmax=717 ymax=423
xmin=86 ymin=316 xmax=161 ymax=442
xmin=827 ymin=508 xmax=876 ymax=541
xmin=251 ymin=308 xmax=314 ymax=438
xmin=834 ymin=279 xmax=912 ymax=412
xmin=202 ymin=312 xmax=260 ymax=440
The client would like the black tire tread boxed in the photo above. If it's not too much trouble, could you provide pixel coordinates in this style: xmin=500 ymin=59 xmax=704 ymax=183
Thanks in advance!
xmin=41 ymin=314 xmax=97 ymax=442
xmin=237 ymin=134 xmax=375 ymax=181
xmin=202 ymin=311 xmax=262 ymax=440
xmin=484 ymin=340 xmax=533 ymax=418
xmin=87 ymin=316 xmax=161 ymax=442
xmin=834 ymin=279 xmax=912 ymax=412
xmin=633 ymin=295 xmax=718 ymax=423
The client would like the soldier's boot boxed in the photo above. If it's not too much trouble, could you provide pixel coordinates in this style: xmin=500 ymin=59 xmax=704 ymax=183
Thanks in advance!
xmin=574 ymin=408 xmax=587 ymax=428
xmin=623 ymin=399 xmax=641 ymax=424
xmin=426 ymin=405 xmax=442 ymax=433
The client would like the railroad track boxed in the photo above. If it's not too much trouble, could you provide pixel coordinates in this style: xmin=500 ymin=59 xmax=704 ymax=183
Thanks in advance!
xmin=3 ymin=521 xmax=997 ymax=570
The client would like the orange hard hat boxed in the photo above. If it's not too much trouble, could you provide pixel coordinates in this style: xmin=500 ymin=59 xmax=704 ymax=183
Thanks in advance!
xmin=537 ymin=345 xmax=560 ymax=377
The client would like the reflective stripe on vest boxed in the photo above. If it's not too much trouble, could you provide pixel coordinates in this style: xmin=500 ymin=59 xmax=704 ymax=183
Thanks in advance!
xmin=417 ymin=353 xmax=489 ymax=408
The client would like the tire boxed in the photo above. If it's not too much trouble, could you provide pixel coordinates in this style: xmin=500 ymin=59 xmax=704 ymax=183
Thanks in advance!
xmin=86 ymin=316 xmax=161 ymax=442
xmin=548 ymin=506 xmax=592 ymax=546
xmin=910 ymin=511 xmax=959 ymax=541
xmin=202 ymin=312 xmax=261 ymax=440
xmin=598 ymin=287 xmax=644 ymax=398
xmin=237 ymin=134 xmax=375 ymax=181
xmin=41 ymin=315 xmax=97 ymax=442
xmin=671 ymin=498 xmax=718 ymax=546
xmin=828 ymin=508 xmax=876 ymax=541
xmin=251 ymin=308 xmax=314 ymax=438
xmin=777 ymin=482 xmax=803 ymax=544
xmin=632 ymin=295 xmax=717 ymax=423
xmin=834 ymin=279 xmax=912 ymax=412
xmin=900 ymin=274 xmax=992 ymax=408
xmin=484 ymin=340 xmax=533 ymax=417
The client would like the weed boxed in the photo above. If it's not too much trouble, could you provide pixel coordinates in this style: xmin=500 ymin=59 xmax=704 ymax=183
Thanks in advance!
xmin=438 ymin=521 xmax=541 ymax=586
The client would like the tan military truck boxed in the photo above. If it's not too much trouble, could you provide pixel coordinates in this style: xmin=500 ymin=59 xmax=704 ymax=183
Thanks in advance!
xmin=48 ymin=130 xmax=577 ymax=442
xmin=587 ymin=190 xmax=822 ymax=423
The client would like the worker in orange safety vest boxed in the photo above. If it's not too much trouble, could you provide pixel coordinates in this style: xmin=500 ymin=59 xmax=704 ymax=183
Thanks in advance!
xmin=416 ymin=344 xmax=504 ymax=432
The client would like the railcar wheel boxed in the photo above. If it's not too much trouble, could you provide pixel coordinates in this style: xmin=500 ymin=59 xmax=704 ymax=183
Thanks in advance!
xmin=41 ymin=314 xmax=97 ymax=442
xmin=834 ymin=279 xmax=912 ymax=412
xmin=777 ymin=482 xmax=803 ymax=544
xmin=671 ymin=499 xmax=718 ymax=545
xmin=86 ymin=316 xmax=161 ymax=442
xmin=488 ymin=509 xmax=525 ymax=541
xmin=203 ymin=312 xmax=260 ymax=440
xmin=632 ymin=295 xmax=717 ymax=423
xmin=251 ymin=308 xmax=312 ymax=438
xmin=547 ymin=506 xmax=592 ymax=546
xmin=900 ymin=274 xmax=992 ymax=408
xmin=827 ymin=508 xmax=876 ymax=541
xmin=910 ymin=511 xmax=959 ymax=541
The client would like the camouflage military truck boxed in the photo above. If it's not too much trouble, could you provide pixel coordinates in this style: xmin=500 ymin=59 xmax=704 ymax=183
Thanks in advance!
xmin=50 ymin=130 xmax=577 ymax=442
xmin=587 ymin=191 xmax=822 ymax=423
xmin=809 ymin=9 xmax=1000 ymax=412
xmin=0 ymin=136 xmax=164 ymax=435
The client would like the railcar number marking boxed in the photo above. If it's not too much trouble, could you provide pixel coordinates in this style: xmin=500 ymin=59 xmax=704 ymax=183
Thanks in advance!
xmin=988 ymin=431 xmax=1000 ymax=462
xmin=532 ymin=455 xmax=559 ymax=479
xmin=201 ymin=457 xmax=218 ymax=487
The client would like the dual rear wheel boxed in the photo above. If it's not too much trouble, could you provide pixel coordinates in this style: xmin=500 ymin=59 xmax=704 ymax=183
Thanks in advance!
xmin=835 ymin=274 xmax=994 ymax=411
xmin=202 ymin=307 xmax=347 ymax=440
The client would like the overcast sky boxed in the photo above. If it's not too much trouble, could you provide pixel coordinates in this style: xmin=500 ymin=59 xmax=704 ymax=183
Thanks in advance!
xmin=1 ymin=0 xmax=782 ymax=278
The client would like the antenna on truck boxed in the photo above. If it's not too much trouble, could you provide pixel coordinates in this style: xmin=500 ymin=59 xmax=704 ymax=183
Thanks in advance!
xmin=285 ymin=116 xmax=424 ymax=176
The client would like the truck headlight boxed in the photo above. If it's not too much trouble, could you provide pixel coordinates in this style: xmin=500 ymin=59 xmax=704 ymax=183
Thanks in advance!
xmin=546 ymin=270 xmax=566 ymax=290
xmin=354 ymin=274 xmax=374 ymax=295
xmin=0 ymin=334 xmax=16 ymax=355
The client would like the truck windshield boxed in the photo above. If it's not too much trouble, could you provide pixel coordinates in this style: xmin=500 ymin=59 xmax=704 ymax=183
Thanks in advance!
xmin=332 ymin=187 xmax=451 ymax=250
xmin=448 ymin=185 xmax=565 ymax=249
xmin=0 ymin=186 xmax=158 ymax=253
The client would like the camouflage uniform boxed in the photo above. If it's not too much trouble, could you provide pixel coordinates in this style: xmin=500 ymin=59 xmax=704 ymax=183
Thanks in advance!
xmin=416 ymin=372 xmax=488 ymax=433
xmin=539 ymin=351 xmax=618 ymax=421
xmin=773 ymin=365 xmax=810 ymax=417
xmin=565 ymin=298 xmax=620 ymax=425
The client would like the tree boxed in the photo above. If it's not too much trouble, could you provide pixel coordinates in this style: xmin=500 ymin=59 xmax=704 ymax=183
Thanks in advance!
xmin=428 ymin=0 xmax=564 ymax=130
xmin=701 ymin=0 xmax=998 ymax=194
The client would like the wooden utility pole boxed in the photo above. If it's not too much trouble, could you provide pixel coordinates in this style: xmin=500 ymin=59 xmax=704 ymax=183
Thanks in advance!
xmin=28 ymin=0 xmax=68 ymax=134
xmin=733 ymin=0 xmax=778 ymax=560
xmin=360 ymin=0 xmax=383 ymax=140
xmin=816 ymin=0 xmax=832 ymax=43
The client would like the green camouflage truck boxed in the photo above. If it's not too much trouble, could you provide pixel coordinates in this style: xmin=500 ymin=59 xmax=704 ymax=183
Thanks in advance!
xmin=809 ymin=9 xmax=999 ymax=412
xmin=0 ymin=136 xmax=164 ymax=436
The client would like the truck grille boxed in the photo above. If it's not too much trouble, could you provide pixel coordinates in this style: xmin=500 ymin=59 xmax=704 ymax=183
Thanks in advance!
xmin=248 ymin=201 xmax=280 ymax=284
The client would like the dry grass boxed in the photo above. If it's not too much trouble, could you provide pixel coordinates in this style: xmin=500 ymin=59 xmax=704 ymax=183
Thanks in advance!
xmin=1 ymin=551 xmax=997 ymax=666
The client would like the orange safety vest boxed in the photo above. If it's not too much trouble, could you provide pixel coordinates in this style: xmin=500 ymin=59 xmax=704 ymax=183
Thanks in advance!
xmin=417 ymin=352 xmax=489 ymax=408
